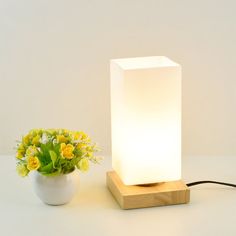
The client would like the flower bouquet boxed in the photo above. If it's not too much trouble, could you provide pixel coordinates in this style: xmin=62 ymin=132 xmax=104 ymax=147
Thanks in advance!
xmin=15 ymin=129 xmax=101 ymax=205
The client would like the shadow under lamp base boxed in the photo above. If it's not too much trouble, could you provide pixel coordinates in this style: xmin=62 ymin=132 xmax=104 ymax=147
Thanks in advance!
xmin=107 ymin=171 xmax=190 ymax=209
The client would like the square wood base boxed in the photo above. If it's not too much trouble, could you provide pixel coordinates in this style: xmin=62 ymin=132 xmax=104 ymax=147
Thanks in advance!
xmin=107 ymin=171 xmax=190 ymax=209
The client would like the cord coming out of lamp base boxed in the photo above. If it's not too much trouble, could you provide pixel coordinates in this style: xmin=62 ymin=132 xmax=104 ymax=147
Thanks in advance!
xmin=107 ymin=171 xmax=190 ymax=209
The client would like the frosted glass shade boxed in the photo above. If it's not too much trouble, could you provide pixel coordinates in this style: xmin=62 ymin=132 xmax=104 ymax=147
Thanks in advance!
xmin=110 ymin=56 xmax=181 ymax=185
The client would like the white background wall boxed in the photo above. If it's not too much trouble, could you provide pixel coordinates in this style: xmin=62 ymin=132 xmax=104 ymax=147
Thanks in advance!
xmin=0 ymin=0 xmax=235 ymax=156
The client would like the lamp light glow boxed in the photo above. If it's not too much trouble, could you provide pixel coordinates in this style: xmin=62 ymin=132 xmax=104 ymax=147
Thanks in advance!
xmin=110 ymin=56 xmax=182 ymax=185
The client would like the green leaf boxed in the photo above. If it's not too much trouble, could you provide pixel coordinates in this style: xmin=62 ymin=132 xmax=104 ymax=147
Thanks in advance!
xmin=41 ymin=170 xmax=61 ymax=177
xmin=39 ymin=162 xmax=53 ymax=173
xmin=39 ymin=144 xmax=51 ymax=163
xmin=70 ymin=156 xmax=81 ymax=166
xmin=63 ymin=167 xmax=75 ymax=174
xmin=49 ymin=150 xmax=57 ymax=168
xmin=74 ymin=149 xmax=83 ymax=157
xmin=77 ymin=158 xmax=89 ymax=172
xmin=54 ymin=143 xmax=61 ymax=153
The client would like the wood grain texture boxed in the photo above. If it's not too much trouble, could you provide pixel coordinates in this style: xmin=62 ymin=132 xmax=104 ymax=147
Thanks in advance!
xmin=107 ymin=171 xmax=190 ymax=209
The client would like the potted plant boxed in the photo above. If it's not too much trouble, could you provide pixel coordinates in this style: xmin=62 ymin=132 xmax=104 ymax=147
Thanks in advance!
xmin=15 ymin=129 xmax=101 ymax=205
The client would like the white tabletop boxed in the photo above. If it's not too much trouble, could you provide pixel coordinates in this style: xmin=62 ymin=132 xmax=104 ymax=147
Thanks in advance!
xmin=1 ymin=155 xmax=236 ymax=236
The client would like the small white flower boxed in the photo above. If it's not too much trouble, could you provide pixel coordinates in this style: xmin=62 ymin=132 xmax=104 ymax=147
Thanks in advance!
xmin=41 ymin=133 xmax=49 ymax=144
xmin=53 ymin=138 xmax=57 ymax=145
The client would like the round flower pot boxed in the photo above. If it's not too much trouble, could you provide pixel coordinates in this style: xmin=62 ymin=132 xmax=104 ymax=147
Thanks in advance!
xmin=32 ymin=171 xmax=79 ymax=205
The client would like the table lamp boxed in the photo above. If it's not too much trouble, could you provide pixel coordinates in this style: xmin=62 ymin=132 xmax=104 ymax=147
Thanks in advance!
xmin=107 ymin=56 xmax=190 ymax=209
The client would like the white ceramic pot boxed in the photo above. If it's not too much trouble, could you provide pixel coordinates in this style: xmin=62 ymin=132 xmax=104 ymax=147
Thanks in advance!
xmin=32 ymin=171 xmax=79 ymax=205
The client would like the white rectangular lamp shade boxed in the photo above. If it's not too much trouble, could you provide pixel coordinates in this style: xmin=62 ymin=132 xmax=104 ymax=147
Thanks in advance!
xmin=110 ymin=56 xmax=181 ymax=185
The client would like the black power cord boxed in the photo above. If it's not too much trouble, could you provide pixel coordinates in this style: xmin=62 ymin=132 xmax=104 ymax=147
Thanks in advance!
xmin=187 ymin=180 xmax=236 ymax=188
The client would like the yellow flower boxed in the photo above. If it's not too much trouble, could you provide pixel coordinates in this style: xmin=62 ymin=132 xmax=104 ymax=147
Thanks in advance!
xmin=16 ymin=144 xmax=25 ymax=159
xmin=29 ymin=129 xmax=42 ymax=136
xmin=78 ymin=158 xmax=89 ymax=171
xmin=27 ymin=156 xmax=40 ymax=171
xmin=80 ymin=132 xmax=91 ymax=142
xmin=58 ymin=129 xmax=69 ymax=136
xmin=56 ymin=135 xmax=67 ymax=143
xmin=70 ymin=131 xmax=81 ymax=141
xmin=26 ymin=145 xmax=38 ymax=156
xmin=23 ymin=134 xmax=31 ymax=145
xmin=60 ymin=143 xmax=75 ymax=159
xmin=47 ymin=129 xmax=56 ymax=135
xmin=16 ymin=151 xmax=24 ymax=159
xmin=76 ymin=143 xmax=87 ymax=150
xmin=32 ymin=135 xmax=40 ymax=146
xmin=18 ymin=143 xmax=25 ymax=150
xmin=73 ymin=132 xmax=79 ymax=140
xmin=62 ymin=129 xmax=70 ymax=135
xmin=86 ymin=146 xmax=94 ymax=152
xmin=86 ymin=152 xmax=93 ymax=158
xmin=16 ymin=164 xmax=29 ymax=177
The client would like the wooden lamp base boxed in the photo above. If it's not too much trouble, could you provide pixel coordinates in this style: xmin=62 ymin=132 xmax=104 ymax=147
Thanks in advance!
xmin=107 ymin=171 xmax=190 ymax=209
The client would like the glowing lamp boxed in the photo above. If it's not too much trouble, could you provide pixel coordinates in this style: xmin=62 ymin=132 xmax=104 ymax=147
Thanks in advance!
xmin=107 ymin=56 xmax=190 ymax=209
